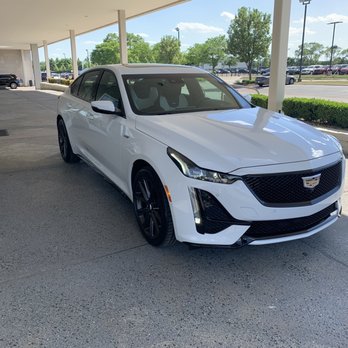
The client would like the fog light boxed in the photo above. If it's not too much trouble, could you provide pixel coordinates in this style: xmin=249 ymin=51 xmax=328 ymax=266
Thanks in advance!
xmin=188 ymin=187 xmax=202 ymax=224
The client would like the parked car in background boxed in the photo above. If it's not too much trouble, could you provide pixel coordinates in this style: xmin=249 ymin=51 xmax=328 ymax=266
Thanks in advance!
xmin=339 ymin=66 xmax=348 ymax=74
xmin=332 ymin=64 xmax=348 ymax=75
xmin=215 ymin=68 xmax=230 ymax=75
xmin=312 ymin=66 xmax=330 ymax=75
xmin=57 ymin=64 xmax=344 ymax=248
xmin=301 ymin=65 xmax=323 ymax=75
xmin=255 ymin=73 xmax=296 ymax=86
xmin=287 ymin=66 xmax=300 ymax=75
xmin=0 ymin=73 xmax=21 ymax=89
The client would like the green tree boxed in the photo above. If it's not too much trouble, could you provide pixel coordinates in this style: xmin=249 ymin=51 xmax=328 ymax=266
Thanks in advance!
xmin=49 ymin=58 xmax=58 ymax=72
xmin=153 ymin=35 xmax=181 ymax=64
xmin=338 ymin=48 xmax=348 ymax=63
xmin=127 ymin=33 xmax=154 ymax=63
xmin=77 ymin=58 xmax=83 ymax=70
xmin=91 ymin=33 xmax=155 ymax=65
xmin=91 ymin=33 xmax=120 ymax=65
xmin=224 ymin=55 xmax=238 ymax=71
xmin=202 ymin=35 xmax=227 ymax=72
xmin=287 ymin=56 xmax=298 ymax=66
xmin=227 ymin=7 xmax=271 ymax=80
xmin=185 ymin=43 xmax=206 ymax=66
xmin=295 ymin=42 xmax=324 ymax=65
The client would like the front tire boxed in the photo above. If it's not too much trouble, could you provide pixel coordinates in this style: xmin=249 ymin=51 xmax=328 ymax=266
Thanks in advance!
xmin=288 ymin=78 xmax=295 ymax=85
xmin=132 ymin=167 xmax=176 ymax=247
xmin=9 ymin=82 xmax=18 ymax=89
xmin=57 ymin=118 xmax=79 ymax=163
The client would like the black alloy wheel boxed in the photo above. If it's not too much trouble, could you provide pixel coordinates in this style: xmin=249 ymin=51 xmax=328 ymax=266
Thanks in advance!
xmin=133 ymin=167 xmax=176 ymax=247
xmin=57 ymin=118 xmax=79 ymax=163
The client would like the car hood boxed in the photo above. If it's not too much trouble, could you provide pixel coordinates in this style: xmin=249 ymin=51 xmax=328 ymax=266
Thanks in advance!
xmin=135 ymin=107 xmax=340 ymax=173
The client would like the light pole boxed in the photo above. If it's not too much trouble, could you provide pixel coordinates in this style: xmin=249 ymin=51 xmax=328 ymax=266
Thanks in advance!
xmin=298 ymin=0 xmax=311 ymax=82
xmin=175 ymin=27 xmax=180 ymax=46
xmin=328 ymin=21 xmax=343 ymax=71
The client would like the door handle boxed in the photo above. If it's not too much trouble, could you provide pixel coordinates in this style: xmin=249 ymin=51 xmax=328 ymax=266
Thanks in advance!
xmin=121 ymin=125 xmax=131 ymax=138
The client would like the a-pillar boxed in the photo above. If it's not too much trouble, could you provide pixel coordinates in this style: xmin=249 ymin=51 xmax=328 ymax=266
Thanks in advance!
xmin=118 ymin=10 xmax=128 ymax=64
xmin=268 ymin=0 xmax=292 ymax=112
xmin=70 ymin=29 xmax=78 ymax=79
xmin=43 ymin=40 xmax=51 ymax=79
xmin=30 ymin=43 xmax=41 ymax=90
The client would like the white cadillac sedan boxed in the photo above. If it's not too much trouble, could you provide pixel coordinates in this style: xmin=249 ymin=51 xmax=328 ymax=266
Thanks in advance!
xmin=57 ymin=64 xmax=345 ymax=247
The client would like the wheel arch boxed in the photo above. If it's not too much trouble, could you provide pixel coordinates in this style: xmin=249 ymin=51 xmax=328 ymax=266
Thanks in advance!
xmin=131 ymin=159 xmax=154 ymax=185
xmin=56 ymin=114 xmax=63 ymax=125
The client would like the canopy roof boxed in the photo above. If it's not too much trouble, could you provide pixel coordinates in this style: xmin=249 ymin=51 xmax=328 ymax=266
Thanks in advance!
xmin=0 ymin=0 xmax=188 ymax=49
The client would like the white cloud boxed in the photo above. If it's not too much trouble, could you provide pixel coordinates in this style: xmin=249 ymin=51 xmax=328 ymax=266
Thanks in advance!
xmin=289 ymin=26 xmax=316 ymax=37
xmin=220 ymin=11 xmax=235 ymax=21
xmin=294 ymin=13 xmax=348 ymax=25
xmin=136 ymin=33 xmax=149 ymax=38
xmin=176 ymin=22 xmax=224 ymax=34
xmin=83 ymin=40 xmax=101 ymax=45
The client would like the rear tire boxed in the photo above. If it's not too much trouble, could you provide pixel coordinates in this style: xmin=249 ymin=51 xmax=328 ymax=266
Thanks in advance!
xmin=289 ymin=78 xmax=295 ymax=85
xmin=57 ymin=118 xmax=79 ymax=163
xmin=132 ymin=166 xmax=176 ymax=247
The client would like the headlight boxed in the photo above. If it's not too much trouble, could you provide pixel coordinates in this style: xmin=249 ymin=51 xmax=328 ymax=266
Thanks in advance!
xmin=167 ymin=147 xmax=240 ymax=184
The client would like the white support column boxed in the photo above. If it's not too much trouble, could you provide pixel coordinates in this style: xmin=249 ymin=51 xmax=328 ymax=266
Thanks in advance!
xmin=21 ymin=50 xmax=34 ymax=86
xmin=268 ymin=0 xmax=292 ymax=112
xmin=43 ymin=40 xmax=51 ymax=79
xmin=70 ymin=29 xmax=78 ymax=79
xmin=118 ymin=9 xmax=128 ymax=64
xmin=30 ymin=43 xmax=41 ymax=90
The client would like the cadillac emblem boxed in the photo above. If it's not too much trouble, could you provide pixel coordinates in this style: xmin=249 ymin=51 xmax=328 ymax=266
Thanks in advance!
xmin=302 ymin=174 xmax=321 ymax=189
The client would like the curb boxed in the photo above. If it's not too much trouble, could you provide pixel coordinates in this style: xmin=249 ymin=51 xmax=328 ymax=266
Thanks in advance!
xmin=40 ymin=82 xmax=68 ymax=92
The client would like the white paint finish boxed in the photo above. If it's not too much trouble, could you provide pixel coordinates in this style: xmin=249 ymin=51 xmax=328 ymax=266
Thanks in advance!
xmin=118 ymin=10 xmax=128 ymax=64
xmin=57 ymin=64 xmax=345 ymax=246
xmin=135 ymin=108 xmax=340 ymax=173
xmin=268 ymin=0 xmax=292 ymax=112
xmin=30 ymin=44 xmax=41 ymax=90
xmin=0 ymin=0 xmax=188 ymax=49
xmin=69 ymin=30 xmax=78 ymax=79
xmin=43 ymin=40 xmax=51 ymax=78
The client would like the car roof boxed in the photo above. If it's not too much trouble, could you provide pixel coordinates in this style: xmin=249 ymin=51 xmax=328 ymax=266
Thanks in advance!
xmin=86 ymin=64 xmax=208 ymax=75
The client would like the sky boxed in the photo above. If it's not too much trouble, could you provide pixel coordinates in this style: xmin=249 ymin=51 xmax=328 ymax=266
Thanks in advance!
xmin=39 ymin=0 xmax=348 ymax=62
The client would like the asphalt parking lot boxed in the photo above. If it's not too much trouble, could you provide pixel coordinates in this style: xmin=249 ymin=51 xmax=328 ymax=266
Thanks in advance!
xmin=0 ymin=88 xmax=347 ymax=348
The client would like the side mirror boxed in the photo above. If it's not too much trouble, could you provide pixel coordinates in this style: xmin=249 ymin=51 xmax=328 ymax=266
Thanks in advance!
xmin=91 ymin=100 xmax=122 ymax=115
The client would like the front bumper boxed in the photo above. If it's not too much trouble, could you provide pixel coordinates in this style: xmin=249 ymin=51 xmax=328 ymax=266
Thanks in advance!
xmin=165 ymin=152 xmax=345 ymax=246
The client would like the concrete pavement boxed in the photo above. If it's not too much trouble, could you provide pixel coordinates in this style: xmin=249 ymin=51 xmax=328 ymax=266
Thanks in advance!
xmin=0 ymin=88 xmax=347 ymax=347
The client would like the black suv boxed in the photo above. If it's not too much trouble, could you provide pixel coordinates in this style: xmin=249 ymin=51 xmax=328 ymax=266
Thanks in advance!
xmin=0 ymin=74 xmax=20 ymax=89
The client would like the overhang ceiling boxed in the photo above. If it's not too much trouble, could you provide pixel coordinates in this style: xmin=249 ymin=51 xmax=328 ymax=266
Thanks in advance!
xmin=0 ymin=0 xmax=188 ymax=50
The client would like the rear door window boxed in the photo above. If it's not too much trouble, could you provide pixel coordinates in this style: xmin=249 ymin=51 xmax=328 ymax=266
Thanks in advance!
xmin=77 ymin=70 xmax=101 ymax=102
xmin=70 ymin=75 xmax=83 ymax=97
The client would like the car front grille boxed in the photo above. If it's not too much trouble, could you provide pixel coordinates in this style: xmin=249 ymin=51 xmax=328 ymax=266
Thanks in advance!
xmin=245 ymin=203 xmax=337 ymax=239
xmin=243 ymin=161 xmax=342 ymax=207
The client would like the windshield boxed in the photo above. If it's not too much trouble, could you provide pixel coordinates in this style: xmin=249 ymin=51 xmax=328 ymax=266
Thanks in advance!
xmin=122 ymin=73 xmax=242 ymax=115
